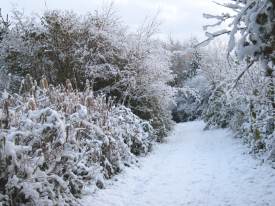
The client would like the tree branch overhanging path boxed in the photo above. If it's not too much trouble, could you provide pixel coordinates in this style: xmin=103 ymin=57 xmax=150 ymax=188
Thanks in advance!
xmin=82 ymin=121 xmax=275 ymax=206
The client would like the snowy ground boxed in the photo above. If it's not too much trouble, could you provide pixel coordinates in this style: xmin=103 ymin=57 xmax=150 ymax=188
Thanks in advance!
xmin=82 ymin=121 xmax=275 ymax=206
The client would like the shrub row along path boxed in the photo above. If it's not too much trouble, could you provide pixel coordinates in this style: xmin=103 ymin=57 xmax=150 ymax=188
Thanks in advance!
xmin=82 ymin=121 xmax=275 ymax=206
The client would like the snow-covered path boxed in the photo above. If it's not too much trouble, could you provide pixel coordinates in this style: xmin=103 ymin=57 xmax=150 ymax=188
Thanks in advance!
xmin=82 ymin=121 xmax=275 ymax=206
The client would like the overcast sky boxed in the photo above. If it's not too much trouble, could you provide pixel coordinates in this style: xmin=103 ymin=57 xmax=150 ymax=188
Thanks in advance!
xmin=1 ymin=0 xmax=228 ymax=41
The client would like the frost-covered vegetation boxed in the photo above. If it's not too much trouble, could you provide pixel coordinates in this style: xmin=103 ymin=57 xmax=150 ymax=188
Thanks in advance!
xmin=200 ymin=43 xmax=274 ymax=156
xmin=0 ymin=8 xmax=175 ymax=141
xmin=171 ymin=0 xmax=275 ymax=159
xmin=202 ymin=0 xmax=275 ymax=158
xmin=0 ymin=7 xmax=175 ymax=205
xmin=0 ymin=80 xmax=154 ymax=205
xmin=166 ymin=38 xmax=202 ymax=122
xmin=0 ymin=0 xmax=274 ymax=204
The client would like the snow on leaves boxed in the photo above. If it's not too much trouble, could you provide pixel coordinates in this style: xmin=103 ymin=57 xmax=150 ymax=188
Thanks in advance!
xmin=0 ymin=79 xmax=154 ymax=205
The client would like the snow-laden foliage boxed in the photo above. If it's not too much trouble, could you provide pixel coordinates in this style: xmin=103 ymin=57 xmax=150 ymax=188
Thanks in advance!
xmin=202 ymin=61 xmax=274 ymax=153
xmin=124 ymin=35 xmax=176 ymax=140
xmin=169 ymin=35 xmax=274 ymax=158
xmin=0 ymin=77 xmax=153 ymax=205
xmin=0 ymin=9 xmax=128 ymax=91
xmin=165 ymin=39 xmax=202 ymax=122
xmin=0 ymin=8 xmax=175 ymax=204
xmin=172 ymin=86 xmax=202 ymax=123
xmin=201 ymin=0 xmax=274 ymax=158
xmin=183 ymin=41 xmax=275 ymax=159
xmin=203 ymin=0 xmax=274 ymax=64
xmin=0 ymin=8 xmax=175 ymax=141
xmin=166 ymin=38 xmax=201 ymax=88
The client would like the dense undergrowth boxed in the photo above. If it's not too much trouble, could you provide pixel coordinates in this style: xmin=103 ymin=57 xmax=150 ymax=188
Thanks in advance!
xmin=171 ymin=41 xmax=275 ymax=160
xmin=0 ymin=6 xmax=176 ymax=205
xmin=0 ymin=1 xmax=274 ymax=205
xmin=0 ymin=78 xmax=154 ymax=205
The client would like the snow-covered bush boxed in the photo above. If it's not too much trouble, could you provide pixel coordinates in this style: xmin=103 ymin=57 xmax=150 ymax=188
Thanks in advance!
xmin=201 ymin=0 xmax=274 ymax=158
xmin=0 ymin=8 xmax=175 ymax=141
xmin=119 ymin=22 xmax=176 ymax=141
xmin=172 ymin=87 xmax=202 ymax=123
xmin=165 ymin=38 xmax=202 ymax=123
xmin=202 ymin=64 xmax=274 ymax=155
xmin=0 ymin=9 xmax=128 ymax=91
xmin=0 ymin=77 xmax=153 ymax=205
xmin=166 ymin=38 xmax=201 ymax=88
xmin=192 ymin=41 xmax=275 ymax=158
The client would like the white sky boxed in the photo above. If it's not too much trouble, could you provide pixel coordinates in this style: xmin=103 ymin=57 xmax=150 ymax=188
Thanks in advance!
xmin=1 ymin=0 xmax=228 ymax=42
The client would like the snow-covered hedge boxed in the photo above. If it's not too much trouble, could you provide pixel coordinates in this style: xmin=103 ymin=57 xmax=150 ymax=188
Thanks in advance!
xmin=200 ymin=0 xmax=275 ymax=159
xmin=198 ymin=43 xmax=274 ymax=159
xmin=0 ymin=81 xmax=154 ymax=205
xmin=172 ymin=87 xmax=202 ymax=122
xmin=0 ymin=9 xmax=175 ymax=143
xmin=171 ymin=37 xmax=274 ymax=159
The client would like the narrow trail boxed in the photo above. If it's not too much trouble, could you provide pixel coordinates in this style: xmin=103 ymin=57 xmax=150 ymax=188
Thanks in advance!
xmin=82 ymin=121 xmax=275 ymax=206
